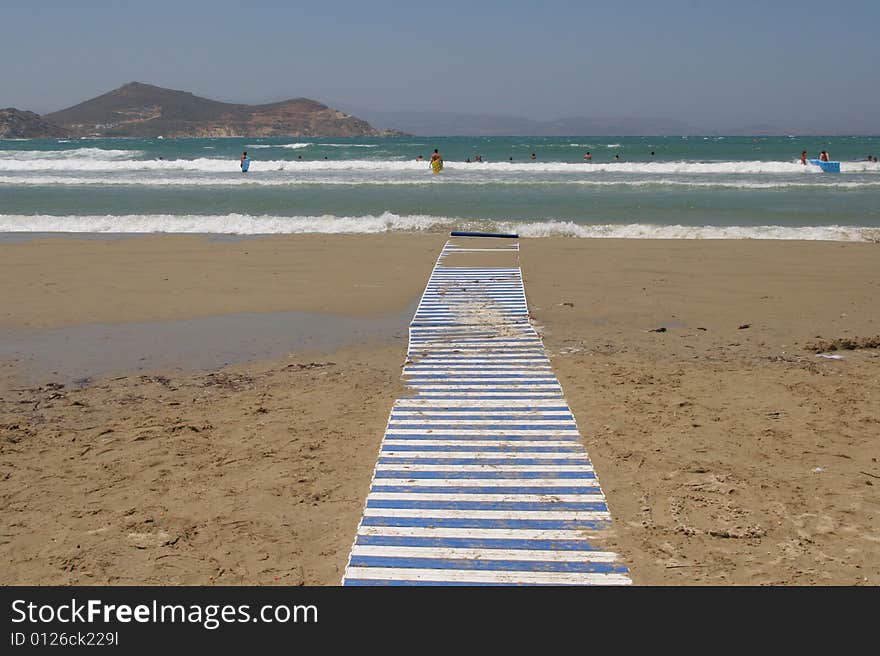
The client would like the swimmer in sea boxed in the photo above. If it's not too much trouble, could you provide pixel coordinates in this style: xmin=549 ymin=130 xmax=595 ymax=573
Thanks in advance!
xmin=531 ymin=153 xmax=537 ymax=161
xmin=800 ymin=150 xmax=808 ymax=165
xmin=583 ymin=151 xmax=592 ymax=161
xmin=240 ymin=151 xmax=250 ymax=173
xmin=429 ymin=148 xmax=444 ymax=174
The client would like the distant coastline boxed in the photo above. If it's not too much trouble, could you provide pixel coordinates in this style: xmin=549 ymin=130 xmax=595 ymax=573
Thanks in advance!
xmin=4 ymin=81 xmax=877 ymax=140
xmin=1 ymin=82 xmax=404 ymax=139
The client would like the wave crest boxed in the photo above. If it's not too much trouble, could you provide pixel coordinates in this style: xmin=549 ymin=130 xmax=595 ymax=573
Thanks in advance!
xmin=2 ymin=156 xmax=878 ymax=174
xmin=1 ymin=213 xmax=878 ymax=241
xmin=0 ymin=148 xmax=145 ymax=161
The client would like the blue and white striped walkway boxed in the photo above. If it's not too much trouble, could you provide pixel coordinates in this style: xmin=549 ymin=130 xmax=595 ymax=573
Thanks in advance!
xmin=342 ymin=239 xmax=630 ymax=585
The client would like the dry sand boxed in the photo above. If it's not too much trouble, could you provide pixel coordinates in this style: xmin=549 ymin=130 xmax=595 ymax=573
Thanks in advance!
xmin=523 ymin=239 xmax=880 ymax=585
xmin=1 ymin=234 xmax=878 ymax=585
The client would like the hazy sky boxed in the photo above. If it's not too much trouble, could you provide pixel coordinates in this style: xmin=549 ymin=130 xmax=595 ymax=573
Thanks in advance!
xmin=2 ymin=0 xmax=878 ymax=131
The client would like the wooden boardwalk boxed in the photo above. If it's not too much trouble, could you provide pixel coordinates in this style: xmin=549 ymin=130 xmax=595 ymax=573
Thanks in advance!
xmin=342 ymin=238 xmax=630 ymax=585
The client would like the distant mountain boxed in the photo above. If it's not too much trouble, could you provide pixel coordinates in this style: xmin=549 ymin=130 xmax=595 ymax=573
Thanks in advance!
xmin=44 ymin=82 xmax=397 ymax=138
xmin=0 ymin=108 xmax=69 ymax=138
xmin=336 ymin=107 xmax=693 ymax=136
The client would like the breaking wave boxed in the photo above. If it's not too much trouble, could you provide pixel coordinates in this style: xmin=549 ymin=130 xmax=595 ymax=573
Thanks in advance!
xmin=245 ymin=142 xmax=312 ymax=149
xmin=2 ymin=174 xmax=878 ymax=190
xmin=0 ymin=148 xmax=145 ymax=161
xmin=2 ymin=155 xmax=878 ymax=174
xmin=1 ymin=213 xmax=878 ymax=241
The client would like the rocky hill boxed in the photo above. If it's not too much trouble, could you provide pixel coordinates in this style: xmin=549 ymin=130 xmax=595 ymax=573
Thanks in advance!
xmin=44 ymin=82 xmax=396 ymax=138
xmin=0 ymin=109 xmax=70 ymax=138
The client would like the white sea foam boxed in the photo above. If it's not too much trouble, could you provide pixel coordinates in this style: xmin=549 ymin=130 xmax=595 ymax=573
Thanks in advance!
xmin=1 ymin=213 xmax=878 ymax=241
xmin=244 ymin=142 xmax=376 ymax=149
xmin=0 ymin=148 xmax=144 ymax=161
xmin=500 ymin=220 xmax=880 ymax=241
xmin=0 ymin=212 xmax=456 ymax=235
xmin=0 ymin=156 xmax=260 ymax=172
xmin=2 ymin=174 xmax=878 ymax=190
xmin=245 ymin=143 xmax=314 ymax=150
xmin=3 ymin=155 xmax=878 ymax=174
xmin=245 ymin=142 xmax=312 ymax=149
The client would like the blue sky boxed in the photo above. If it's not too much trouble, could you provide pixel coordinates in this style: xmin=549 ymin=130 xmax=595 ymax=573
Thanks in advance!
xmin=2 ymin=0 xmax=878 ymax=131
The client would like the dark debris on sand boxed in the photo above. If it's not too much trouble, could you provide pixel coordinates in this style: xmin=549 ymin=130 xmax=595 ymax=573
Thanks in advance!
xmin=805 ymin=335 xmax=880 ymax=352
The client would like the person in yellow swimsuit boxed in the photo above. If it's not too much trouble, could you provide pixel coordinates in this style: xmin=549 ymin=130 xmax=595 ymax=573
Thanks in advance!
xmin=430 ymin=148 xmax=443 ymax=174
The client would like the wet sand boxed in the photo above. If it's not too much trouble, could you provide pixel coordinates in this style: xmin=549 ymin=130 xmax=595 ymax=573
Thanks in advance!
xmin=0 ymin=233 xmax=447 ymax=329
xmin=1 ymin=234 xmax=878 ymax=585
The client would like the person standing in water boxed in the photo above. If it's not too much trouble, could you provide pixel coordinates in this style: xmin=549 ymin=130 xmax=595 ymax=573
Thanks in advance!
xmin=583 ymin=151 xmax=592 ymax=161
xmin=430 ymin=148 xmax=443 ymax=174
xmin=819 ymin=150 xmax=830 ymax=162
xmin=240 ymin=151 xmax=250 ymax=172
xmin=800 ymin=150 xmax=808 ymax=165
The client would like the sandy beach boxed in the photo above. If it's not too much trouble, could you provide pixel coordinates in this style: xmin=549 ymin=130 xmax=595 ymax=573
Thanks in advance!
xmin=1 ymin=234 xmax=878 ymax=585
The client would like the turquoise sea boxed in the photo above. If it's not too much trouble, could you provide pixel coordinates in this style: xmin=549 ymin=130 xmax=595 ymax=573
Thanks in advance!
xmin=1 ymin=135 xmax=879 ymax=239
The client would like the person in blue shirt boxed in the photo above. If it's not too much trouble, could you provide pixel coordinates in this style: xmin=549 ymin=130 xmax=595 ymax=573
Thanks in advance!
xmin=240 ymin=151 xmax=250 ymax=172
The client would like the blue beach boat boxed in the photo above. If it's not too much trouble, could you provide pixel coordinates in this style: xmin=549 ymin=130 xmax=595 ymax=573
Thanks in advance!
xmin=808 ymin=158 xmax=841 ymax=173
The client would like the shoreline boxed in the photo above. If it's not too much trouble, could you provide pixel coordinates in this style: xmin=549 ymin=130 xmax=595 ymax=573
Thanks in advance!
xmin=1 ymin=223 xmax=879 ymax=242
xmin=1 ymin=234 xmax=878 ymax=585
